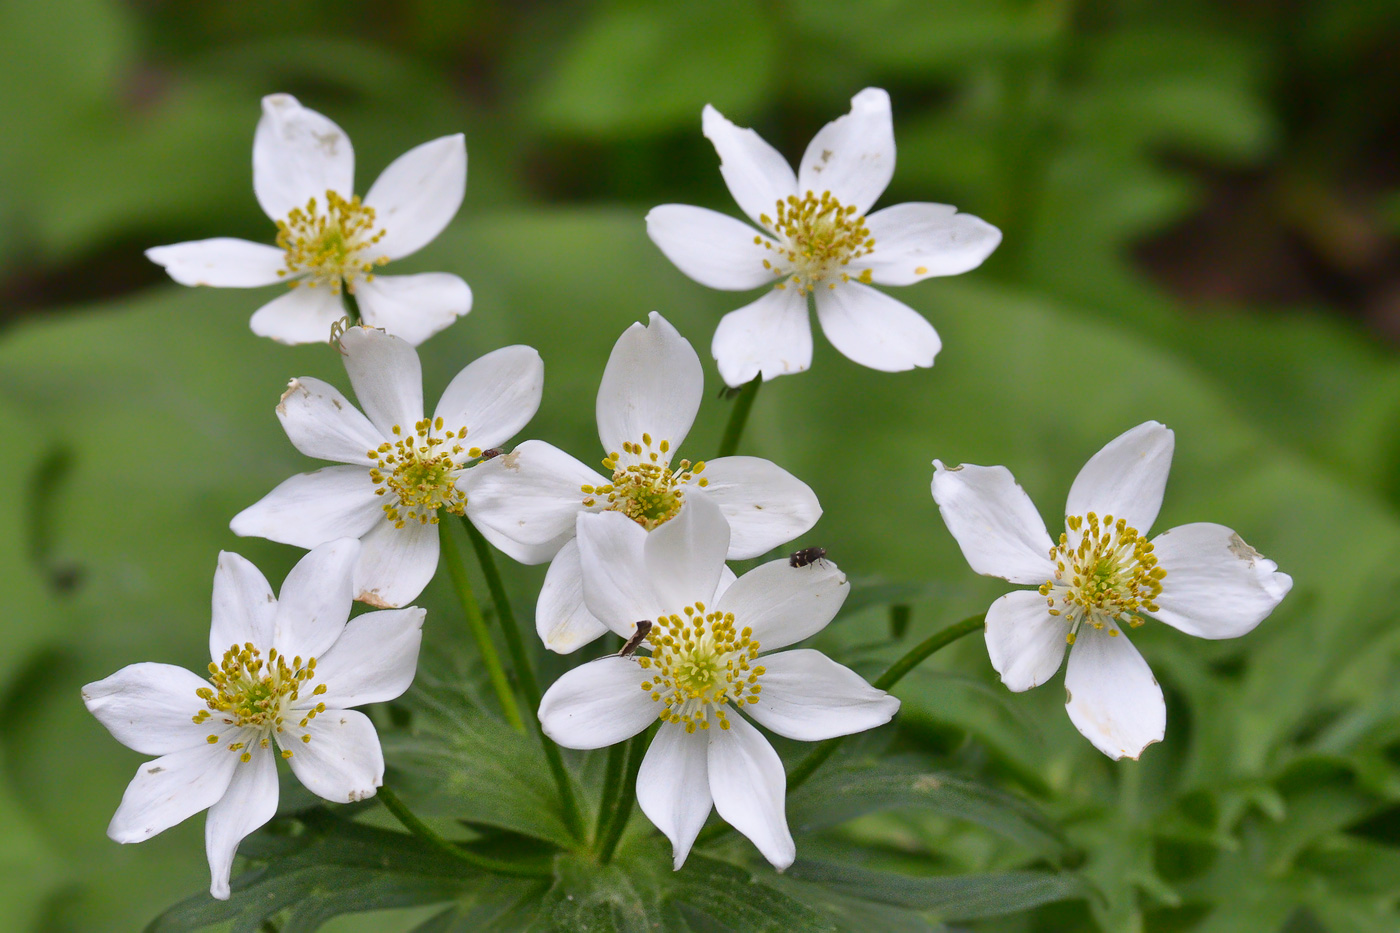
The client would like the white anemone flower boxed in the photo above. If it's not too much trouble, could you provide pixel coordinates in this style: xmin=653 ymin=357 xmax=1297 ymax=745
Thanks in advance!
xmin=460 ymin=312 xmax=821 ymax=653
xmin=539 ymin=496 xmax=898 ymax=870
xmin=82 ymin=539 xmax=424 ymax=900
xmin=147 ymin=94 xmax=470 ymax=346
xmin=931 ymin=421 xmax=1293 ymax=760
xmin=646 ymin=88 xmax=1002 ymax=386
xmin=232 ymin=325 xmax=543 ymax=608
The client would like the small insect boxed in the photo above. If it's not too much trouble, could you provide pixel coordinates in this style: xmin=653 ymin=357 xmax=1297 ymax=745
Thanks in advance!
xmin=789 ymin=546 xmax=827 ymax=568
xmin=618 ymin=620 xmax=653 ymax=658
xmin=479 ymin=448 xmax=504 ymax=461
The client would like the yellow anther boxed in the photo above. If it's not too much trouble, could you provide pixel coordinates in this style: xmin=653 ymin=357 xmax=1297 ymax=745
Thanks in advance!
xmin=1043 ymin=515 xmax=1165 ymax=642
xmin=755 ymin=190 xmax=875 ymax=294
xmin=276 ymin=190 xmax=388 ymax=293
xmin=369 ymin=422 xmax=470 ymax=526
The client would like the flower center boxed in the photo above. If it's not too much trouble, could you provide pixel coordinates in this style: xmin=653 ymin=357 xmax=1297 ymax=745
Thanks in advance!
xmin=755 ymin=190 xmax=876 ymax=295
xmin=276 ymin=190 xmax=388 ymax=293
xmin=580 ymin=434 xmax=708 ymax=530
xmin=193 ymin=643 xmax=328 ymax=761
xmin=367 ymin=418 xmax=478 ymax=528
xmin=634 ymin=603 xmax=764 ymax=733
xmin=1039 ymin=512 xmax=1166 ymax=642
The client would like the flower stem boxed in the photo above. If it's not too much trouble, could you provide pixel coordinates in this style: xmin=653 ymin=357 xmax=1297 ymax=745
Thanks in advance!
xmin=437 ymin=521 xmax=525 ymax=733
xmin=715 ymin=375 xmax=761 ymax=458
xmin=785 ymin=613 xmax=986 ymax=792
xmin=593 ymin=741 xmax=628 ymax=844
xmin=460 ymin=516 xmax=589 ymax=846
xmin=377 ymin=785 xmax=551 ymax=878
xmin=597 ymin=730 xmax=648 ymax=864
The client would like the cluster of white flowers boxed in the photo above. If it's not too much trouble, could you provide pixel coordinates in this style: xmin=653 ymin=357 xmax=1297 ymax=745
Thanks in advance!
xmin=86 ymin=89 xmax=1290 ymax=902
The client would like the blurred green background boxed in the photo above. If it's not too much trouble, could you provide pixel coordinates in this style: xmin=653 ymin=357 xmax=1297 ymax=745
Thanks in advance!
xmin=3 ymin=0 xmax=1400 ymax=930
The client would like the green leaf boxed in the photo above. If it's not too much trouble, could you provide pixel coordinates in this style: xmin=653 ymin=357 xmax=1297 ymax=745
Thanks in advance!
xmin=788 ymin=761 xmax=1070 ymax=860
xmin=787 ymin=861 xmax=1088 ymax=921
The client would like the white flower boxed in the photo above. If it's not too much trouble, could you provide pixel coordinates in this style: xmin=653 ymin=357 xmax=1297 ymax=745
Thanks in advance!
xmin=538 ymin=496 xmax=898 ymax=870
xmin=146 ymin=94 xmax=471 ymax=346
xmin=82 ymin=540 xmax=424 ymax=900
xmin=931 ymin=421 xmax=1293 ymax=760
xmin=460 ymin=312 xmax=821 ymax=653
xmin=231 ymin=325 xmax=543 ymax=607
xmin=646 ymin=88 xmax=1001 ymax=386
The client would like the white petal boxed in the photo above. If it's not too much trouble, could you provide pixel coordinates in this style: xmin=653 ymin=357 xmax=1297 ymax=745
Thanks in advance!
xmin=353 ymin=515 xmax=439 ymax=609
xmin=1148 ymin=523 xmax=1293 ymax=640
xmin=577 ymin=511 xmax=664 ymax=634
xmin=645 ymin=492 xmax=730 ymax=611
xmin=309 ymin=607 xmax=425 ymax=708
xmin=814 ymin=283 xmax=940 ymax=372
xmin=145 ymin=239 xmax=287 ymax=288
xmin=458 ymin=440 xmax=598 ymax=564
xmin=645 ymin=205 xmax=775 ymax=290
xmin=636 ymin=724 xmax=712 ymax=870
xmin=862 ymin=202 xmax=1002 ymax=285
xmin=596 ymin=312 xmax=703 ymax=459
xmin=931 ymin=461 xmax=1056 ymax=584
xmin=108 ymin=744 xmax=238 ymax=844
xmin=985 ymin=589 xmax=1067 ymax=691
xmin=272 ymin=538 xmax=359 ymax=661
xmin=83 ymin=663 xmax=216 ymax=757
xmin=1065 ymin=422 xmax=1174 ymax=534
xmin=1064 ymin=627 xmax=1165 ymax=760
xmin=274 ymin=377 xmax=382 ymax=466
xmin=205 ymin=748 xmax=278 ymax=900
xmin=282 ymin=709 xmax=383 ymax=803
xmin=249 ymin=285 xmax=345 ymax=345
xmin=707 ymin=712 xmax=794 ymax=870
xmin=253 ymin=94 xmax=355 ymax=222
xmin=209 ymin=551 xmax=278 ymax=659
xmin=536 ymin=539 xmax=611 ymax=654
xmin=433 ymin=345 xmax=544 ymax=454
xmin=797 ymin=88 xmax=895 ymax=215
xmin=715 ymin=557 xmax=848 ymax=652
xmin=702 ymin=104 xmax=798 ymax=226
xmin=744 ymin=649 xmax=899 ymax=742
xmin=691 ymin=457 xmax=821 ymax=560
xmin=537 ymin=657 xmax=657 ymax=749
xmin=230 ymin=467 xmax=383 ymax=550
xmin=711 ymin=286 xmax=811 ymax=387
xmin=363 ymin=134 xmax=466 ymax=261
xmin=338 ymin=326 xmax=425 ymax=437
xmin=355 ymin=273 xmax=472 ymax=348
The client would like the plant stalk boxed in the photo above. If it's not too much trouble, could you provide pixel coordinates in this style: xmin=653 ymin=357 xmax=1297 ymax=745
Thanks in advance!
xmin=715 ymin=375 xmax=761 ymax=458
xmin=377 ymin=786 xmax=551 ymax=878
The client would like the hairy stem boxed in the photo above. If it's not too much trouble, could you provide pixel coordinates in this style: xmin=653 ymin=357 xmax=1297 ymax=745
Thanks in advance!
xmin=716 ymin=375 xmax=761 ymax=458
xmin=377 ymin=786 xmax=551 ymax=878
xmin=438 ymin=521 xmax=525 ymax=732
xmin=460 ymin=517 xmax=589 ymax=845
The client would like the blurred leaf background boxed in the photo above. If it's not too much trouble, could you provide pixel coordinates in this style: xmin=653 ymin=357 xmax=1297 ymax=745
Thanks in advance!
xmin=2 ymin=0 xmax=1400 ymax=930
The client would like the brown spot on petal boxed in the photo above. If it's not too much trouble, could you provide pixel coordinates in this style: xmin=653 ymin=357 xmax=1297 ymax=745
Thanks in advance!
xmin=357 ymin=590 xmax=394 ymax=608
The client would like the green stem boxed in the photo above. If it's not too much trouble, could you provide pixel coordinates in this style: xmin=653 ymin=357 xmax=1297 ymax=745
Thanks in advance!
xmin=598 ymin=731 xmax=648 ymax=864
xmin=377 ymin=786 xmax=551 ymax=878
xmin=715 ymin=375 xmax=761 ymax=458
xmin=461 ymin=517 xmax=589 ymax=845
xmin=438 ymin=521 xmax=525 ymax=732
xmin=785 ymin=613 xmax=986 ymax=792
xmin=593 ymin=741 xmax=628 ymax=845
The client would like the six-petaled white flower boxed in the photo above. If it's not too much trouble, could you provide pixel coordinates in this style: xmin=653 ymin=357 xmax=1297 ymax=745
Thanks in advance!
xmin=460 ymin=312 xmax=821 ymax=653
xmin=147 ymin=94 xmax=471 ymax=346
xmin=82 ymin=540 xmax=424 ymax=899
xmin=231 ymin=325 xmax=543 ymax=608
xmin=538 ymin=496 xmax=899 ymax=869
xmin=931 ymin=421 xmax=1293 ymax=760
xmin=646 ymin=88 xmax=1002 ymax=386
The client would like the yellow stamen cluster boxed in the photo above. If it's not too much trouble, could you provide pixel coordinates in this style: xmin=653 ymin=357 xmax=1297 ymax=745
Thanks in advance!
xmin=1039 ymin=512 xmax=1166 ymax=643
xmin=368 ymin=418 xmax=478 ymax=528
xmin=276 ymin=190 xmax=388 ymax=293
xmin=581 ymin=433 xmax=708 ymax=530
xmin=634 ymin=604 xmax=764 ymax=733
xmin=193 ymin=643 xmax=329 ymax=761
xmin=755 ymin=190 xmax=875 ymax=294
